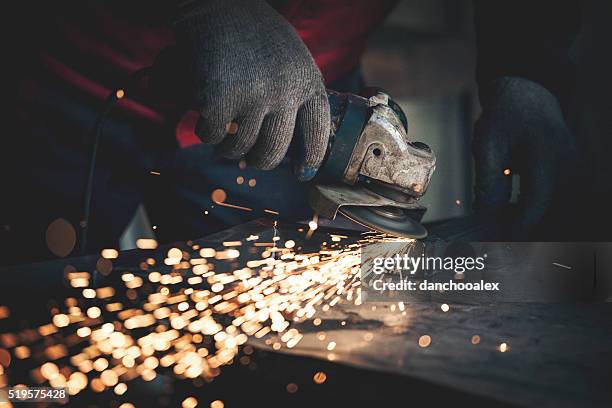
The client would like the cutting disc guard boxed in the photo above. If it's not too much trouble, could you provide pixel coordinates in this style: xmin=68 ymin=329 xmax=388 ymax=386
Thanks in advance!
xmin=338 ymin=205 xmax=428 ymax=239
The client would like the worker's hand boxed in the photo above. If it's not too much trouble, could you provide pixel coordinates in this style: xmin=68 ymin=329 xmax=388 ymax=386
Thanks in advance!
xmin=472 ymin=77 xmax=578 ymax=233
xmin=173 ymin=0 xmax=330 ymax=181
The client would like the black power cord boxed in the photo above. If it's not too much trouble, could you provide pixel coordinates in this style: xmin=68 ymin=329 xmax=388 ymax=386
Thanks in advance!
xmin=79 ymin=67 xmax=152 ymax=255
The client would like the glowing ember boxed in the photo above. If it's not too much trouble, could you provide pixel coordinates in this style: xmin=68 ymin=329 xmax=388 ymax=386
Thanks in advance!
xmin=0 ymin=227 xmax=413 ymax=404
xmin=101 ymin=249 xmax=119 ymax=259
xmin=418 ymin=335 xmax=432 ymax=348
xmin=211 ymin=189 xmax=227 ymax=204
xmin=136 ymin=239 xmax=158 ymax=250
xmin=313 ymin=371 xmax=327 ymax=384
xmin=182 ymin=396 xmax=198 ymax=408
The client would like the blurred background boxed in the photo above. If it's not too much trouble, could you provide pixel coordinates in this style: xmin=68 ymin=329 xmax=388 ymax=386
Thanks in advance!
xmin=362 ymin=0 xmax=477 ymax=223
xmin=360 ymin=0 xmax=611 ymax=227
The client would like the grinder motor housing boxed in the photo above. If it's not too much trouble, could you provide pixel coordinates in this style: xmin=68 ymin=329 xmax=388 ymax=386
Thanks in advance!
xmin=309 ymin=90 xmax=436 ymax=238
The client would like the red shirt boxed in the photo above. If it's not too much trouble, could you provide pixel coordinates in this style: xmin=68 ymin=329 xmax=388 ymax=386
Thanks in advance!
xmin=35 ymin=1 xmax=397 ymax=147
xmin=281 ymin=0 xmax=396 ymax=83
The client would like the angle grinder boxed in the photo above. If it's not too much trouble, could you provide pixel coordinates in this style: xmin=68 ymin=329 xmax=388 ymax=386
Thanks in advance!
xmin=82 ymin=70 xmax=435 ymax=250
xmin=311 ymin=89 xmax=436 ymax=239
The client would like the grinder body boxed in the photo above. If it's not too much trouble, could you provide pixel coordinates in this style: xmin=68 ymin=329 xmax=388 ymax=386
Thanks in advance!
xmin=310 ymin=90 xmax=436 ymax=238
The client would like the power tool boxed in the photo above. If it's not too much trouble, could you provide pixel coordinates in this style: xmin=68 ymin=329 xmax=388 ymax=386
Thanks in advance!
xmin=311 ymin=89 xmax=436 ymax=239
xmin=82 ymin=74 xmax=435 ymax=251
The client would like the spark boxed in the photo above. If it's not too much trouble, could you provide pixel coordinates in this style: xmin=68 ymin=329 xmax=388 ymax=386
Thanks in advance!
xmin=199 ymin=248 xmax=216 ymax=257
xmin=52 ymin=314 xmax=69 ymax=328
xmin=418 ymin=335 xmax=432 ymax=348
xmin=215 ymin=202 xmax=253 ymax=212
xmin=0 ymin=227 xmax=413 ymax=403
xmin=182 ymin=396 xmax=198 ymax=408
xmin=211 ymin=189 xmax=227 ymax=203
xmin=14 ymin=346 xmax=30 ymax=359
xmin=114 ymin=383 xmax=127 ymax=395
xmin=313 ymin=371 xmax=327 ymax=384
xmin=552 ymin=262 xmax=572 ymax=270
xmin=168 ymin=247 xmax=182 ymax=260
xmin=101 ymin=249 xmax=118 ymax=259
xmin=253 ymin=242 xmax=275 ymax=247
xmin=86 ymin=306 xmax=101 ymax=319
xmin=136 ymin=239 xmax=158 ymax=250
xmin=306 ymin=214 xmax=319 ymax=240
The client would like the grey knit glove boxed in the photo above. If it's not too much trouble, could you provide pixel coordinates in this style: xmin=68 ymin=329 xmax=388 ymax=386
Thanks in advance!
xmin=473 ymin=77 xmax=578 ymax=232
xmin=174 ymin=0 xmax=330 ymax=181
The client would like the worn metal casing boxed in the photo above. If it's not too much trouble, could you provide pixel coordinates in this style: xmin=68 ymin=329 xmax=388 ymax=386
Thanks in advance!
xmin=310 ymin=91 xmax=436 ymax=221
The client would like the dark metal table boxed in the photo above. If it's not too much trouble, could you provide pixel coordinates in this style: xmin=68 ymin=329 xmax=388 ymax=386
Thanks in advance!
xmin=0 ymin=218 xmax=610 ymax=407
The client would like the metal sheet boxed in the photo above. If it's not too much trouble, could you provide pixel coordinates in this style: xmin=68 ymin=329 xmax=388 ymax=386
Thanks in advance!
xmin=1 ymin=219 xmax=611 ymax=407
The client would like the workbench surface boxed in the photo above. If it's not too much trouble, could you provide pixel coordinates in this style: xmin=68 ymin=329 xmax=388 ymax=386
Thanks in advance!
xmin=1 ymin=219 xmax=610 ymax=407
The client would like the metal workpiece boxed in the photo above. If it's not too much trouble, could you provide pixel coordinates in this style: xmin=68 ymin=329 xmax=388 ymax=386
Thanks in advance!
xmin=2 ymin=219 xmax=610 ymax=407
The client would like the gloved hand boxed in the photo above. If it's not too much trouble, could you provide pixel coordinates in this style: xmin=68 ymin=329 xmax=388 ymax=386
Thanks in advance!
xmin=472 ymin=77 xmax=578 ymax=233
xmin=173 ymin=0 xmax=330 ymax=181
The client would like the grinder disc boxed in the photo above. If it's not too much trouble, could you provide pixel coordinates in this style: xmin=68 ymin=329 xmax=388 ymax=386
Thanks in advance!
xmin=338 ymin=205 xmax=428 ymax=239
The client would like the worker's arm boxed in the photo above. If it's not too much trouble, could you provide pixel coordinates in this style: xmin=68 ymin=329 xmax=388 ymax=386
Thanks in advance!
xmin=169 ymin=0 xmax=330 ymax=181
xmin=472 ymin=0 xmax=581 ymax=234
